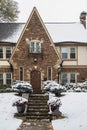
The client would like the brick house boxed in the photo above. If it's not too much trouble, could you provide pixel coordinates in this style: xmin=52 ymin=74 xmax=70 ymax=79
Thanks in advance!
xmin=0 ymin=7 xmax=61 ymax=90
xmin=0 ymin=7 xmax=87 ymax=87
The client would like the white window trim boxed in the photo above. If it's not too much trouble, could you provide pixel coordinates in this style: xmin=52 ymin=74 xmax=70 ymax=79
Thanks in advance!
xmin=0 ymin=47 xmax=12 ymax=59
xmin=6 ymin=47 xmax=12 ymax=59
xmin=61 ymin=47 xmax=76 ymax=60
xmin=61 ymin=72 xmax=77 ymax=84
xmin=6 ymin=73 xmax=12 ymax=84
xmin=1 ymin=73 xmax=12 ymax=85
xmin=29 ymin=40 xmax=42 ymax=53
xmin=61 ymin=47 xmax=68 ymax=59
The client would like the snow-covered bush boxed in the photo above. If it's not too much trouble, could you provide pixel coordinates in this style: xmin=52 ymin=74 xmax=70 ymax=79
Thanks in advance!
xmin=65 ymin=81 xmax=87 ymax=92
xmin=12 ymin=80 xmax=33 ymax=94
xmin=44 ymin=80 xmax=65 ymax=96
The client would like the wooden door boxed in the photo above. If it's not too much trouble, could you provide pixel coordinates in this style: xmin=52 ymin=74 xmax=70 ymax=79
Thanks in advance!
xmin=30 ymin=70 xmax=41 ymax=90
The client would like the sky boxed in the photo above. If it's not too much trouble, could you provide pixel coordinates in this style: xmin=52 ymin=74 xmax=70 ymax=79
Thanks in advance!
xmin=15 ymin=0 xmax=87 ymax=22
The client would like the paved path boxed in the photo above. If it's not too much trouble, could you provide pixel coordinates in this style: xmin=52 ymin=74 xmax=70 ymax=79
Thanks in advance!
xmin=18 ymin=120 xmax=53 ymax=130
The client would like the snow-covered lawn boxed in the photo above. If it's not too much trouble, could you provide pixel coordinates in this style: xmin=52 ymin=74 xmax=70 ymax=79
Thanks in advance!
xmin=52 ymin=92 xmax=87 ymax=130
xmin=1 ymin=92 xmax=87 ymax=130
xmin=0 ymin=93 xmax=24 ymax=130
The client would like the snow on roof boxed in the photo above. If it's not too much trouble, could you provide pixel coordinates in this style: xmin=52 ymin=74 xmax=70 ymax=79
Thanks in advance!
xmin=45 ymin=22 xmax=87 ymax=43
xmin=0 ymin=22 xmax=87 ymax=44
xmin=0 ymin=23 xmax=25 ymax=43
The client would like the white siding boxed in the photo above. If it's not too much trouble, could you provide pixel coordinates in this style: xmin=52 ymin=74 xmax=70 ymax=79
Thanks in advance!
xmin=78 ymin=46 xmax=87 ymax=65
xmin=63 ymin=61 xmax=77 ymax=65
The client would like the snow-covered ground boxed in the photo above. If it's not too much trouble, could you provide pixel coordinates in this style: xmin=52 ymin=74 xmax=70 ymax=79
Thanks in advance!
xmin=0 ymin=92 xmax=87 ymax=130
xmin=0 ymin=93 xmax=24 ymax=130
xmin=52 ymin=92 xmax=87 ymax=130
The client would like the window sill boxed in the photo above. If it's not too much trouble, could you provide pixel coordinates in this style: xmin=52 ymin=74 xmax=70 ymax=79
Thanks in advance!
xmin=62 ymin=59 xmax=77 ymax=61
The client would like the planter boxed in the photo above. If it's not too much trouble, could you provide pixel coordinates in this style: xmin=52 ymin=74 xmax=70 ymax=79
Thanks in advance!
xmin=17 ymin=104 xmax=26 ymax=113
xmin=13 ymin=99 xmax=28 ymax=113
xmin=51 ymin=105 xmax=59 ymax=112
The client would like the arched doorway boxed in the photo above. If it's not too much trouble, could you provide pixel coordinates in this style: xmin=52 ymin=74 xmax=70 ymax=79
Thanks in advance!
xmin=30 ymin=70 xmax=41 ymax=90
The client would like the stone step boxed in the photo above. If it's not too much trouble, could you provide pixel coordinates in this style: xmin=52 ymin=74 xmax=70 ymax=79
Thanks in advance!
xmin=27 ymin=109 xmax=49 ymax=113
xmin=29 ymin=97 xmax=47 ymax=103
xmin=27 ymin=93 xmax=50 ymax=120
xmin=27 ymin=112 xmax=49 ymax=116
xmin=28 ymin=100 xmax=47 ymax=106
xmin=26 ymin=116 xmax=50 ymax=120
xmin=27 ymin=105 xmax=48 ymax=109
xmin=28 ymin=102 xmax=47 ymax=106
xmin=29 ymin=95 xmax=49 ymax=100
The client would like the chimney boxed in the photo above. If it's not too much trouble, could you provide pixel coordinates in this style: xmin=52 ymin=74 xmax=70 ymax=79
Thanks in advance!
xmin=80 ymin=11 xmax=87 ymax=29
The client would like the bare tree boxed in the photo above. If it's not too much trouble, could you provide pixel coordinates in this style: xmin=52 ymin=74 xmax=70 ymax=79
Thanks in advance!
xmin=0 ymin=0 xmax=19 ymax=22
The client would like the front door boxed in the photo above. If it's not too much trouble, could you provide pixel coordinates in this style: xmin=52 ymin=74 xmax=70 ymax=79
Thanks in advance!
xmin=30 ymin=70 xmax=41 ymax=90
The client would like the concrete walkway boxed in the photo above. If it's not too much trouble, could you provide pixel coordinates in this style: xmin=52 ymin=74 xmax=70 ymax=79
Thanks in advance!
xmin=18 ymin=120 xmax=53 ymax=130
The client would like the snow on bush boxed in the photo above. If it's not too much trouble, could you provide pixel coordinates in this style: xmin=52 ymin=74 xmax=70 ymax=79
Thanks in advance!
xmin=44 ymin=80 xmax=87 ymax=93
xmin=47 ymin=96 xmax=62 ymax=112
xmin=65 ymin=81 xmax=87 ymax=92
xmin=12 ymin=98 xmax=28 ymax=106
xmin=12 ymin=80 xmax=33 ymax=93
xmin=43 ymin=80 xmax=65 ymax=95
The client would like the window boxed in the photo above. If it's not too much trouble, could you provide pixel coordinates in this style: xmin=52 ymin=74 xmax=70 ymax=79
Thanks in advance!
xmin=70 ymin=48 xmax=75 ymax=59
xmin=0 ymin=74 xmax=3 ymax=84
xmin=30 ymin=41 xmax=41 ymax=53
xmin=6 ymin=48 xmax=11 ymax=58
xmin=0 ymin=48 xmax=3 ymax=58
xmin=70 ymin=73 xmax=75 ymax=83
xmin=47 ymin=67 xmax=52 ymax=80
xmin=61 ymin=47 xmax=76 ymax=60
xmin=61 ymin=73 xmax=68 ymax=85
xmin=20 ymin=67 xmax=23 ymax=81
xmin=62 ymin=48 xmax=68 ymax=59
xmin=61 ymin=73 xmax=77 ymax=85
xmin=6 ymin=73 xmax=11 ymax=84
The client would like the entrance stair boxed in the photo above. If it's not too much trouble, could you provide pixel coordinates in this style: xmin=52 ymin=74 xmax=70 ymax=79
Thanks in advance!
xmin=26 ymin=93 xmax=50 ymax=120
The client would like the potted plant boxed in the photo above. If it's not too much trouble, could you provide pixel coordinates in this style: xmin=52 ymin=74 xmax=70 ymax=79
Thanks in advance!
xmin=13 ymin=99 xmax=28 ymax=113
xmin=47 ymin=96 xmax=62 ymax=114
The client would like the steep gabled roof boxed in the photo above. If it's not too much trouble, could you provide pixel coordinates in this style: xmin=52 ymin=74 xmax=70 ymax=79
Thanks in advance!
xmin=10 ymin=7 xmax=61 ymax=62
xmin=0 ymin=23 xmax=25 ymax=43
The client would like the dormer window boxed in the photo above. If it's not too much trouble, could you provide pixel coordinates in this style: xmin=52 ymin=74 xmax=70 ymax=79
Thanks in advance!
xmin=30 ymin=40 xmax=41 ymax=53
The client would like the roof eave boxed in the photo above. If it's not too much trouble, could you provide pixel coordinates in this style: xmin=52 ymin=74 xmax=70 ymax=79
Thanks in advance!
xmin=54 ymin=41 xmax=87 ymax=46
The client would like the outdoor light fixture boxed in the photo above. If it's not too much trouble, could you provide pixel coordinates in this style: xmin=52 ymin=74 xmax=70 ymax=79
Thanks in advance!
xmin=34 ymin=58 xmax=37 ymax=62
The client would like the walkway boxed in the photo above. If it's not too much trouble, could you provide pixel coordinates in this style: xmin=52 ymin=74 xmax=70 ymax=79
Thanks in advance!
xmin=18 ymin=120 xmax=53 ymax=130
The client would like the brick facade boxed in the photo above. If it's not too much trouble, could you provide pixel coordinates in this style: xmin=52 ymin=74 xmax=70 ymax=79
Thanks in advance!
xmin=10 ymin=8 xmax=60 ymax=89
xmin=61 ymin=67 xmax=87 ymax=82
